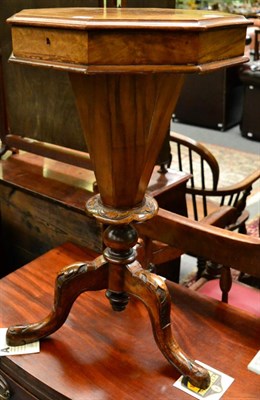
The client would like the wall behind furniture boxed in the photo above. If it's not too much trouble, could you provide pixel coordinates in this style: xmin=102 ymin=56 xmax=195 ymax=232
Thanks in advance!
xmin=1 ymin=1 xmax=105 ymax=151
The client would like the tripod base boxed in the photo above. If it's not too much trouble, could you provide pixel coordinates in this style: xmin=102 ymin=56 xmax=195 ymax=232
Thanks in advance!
xmin=6 ymin=239 xmax=210 ymax=389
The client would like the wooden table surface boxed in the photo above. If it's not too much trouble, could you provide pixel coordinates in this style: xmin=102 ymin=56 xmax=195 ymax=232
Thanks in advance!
xmin=1 ymin=242 xmax=259 ymax=399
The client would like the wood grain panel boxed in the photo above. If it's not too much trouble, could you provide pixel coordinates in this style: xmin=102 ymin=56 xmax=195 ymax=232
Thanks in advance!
xmin=0 ymin=185 xmax=103 ymax=273
xmin=12 ymin=27 xmax=89 ymax=64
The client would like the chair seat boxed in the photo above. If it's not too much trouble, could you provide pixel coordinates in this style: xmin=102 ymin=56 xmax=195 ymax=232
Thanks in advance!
xmin=197 ymin=279 xmax=260 ymax=316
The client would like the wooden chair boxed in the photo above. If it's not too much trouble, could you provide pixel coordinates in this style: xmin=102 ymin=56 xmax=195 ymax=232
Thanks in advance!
xmin=165 ymin=131 xmax=260 ymax=277
xmin=139 ymin=206 xmax=260 ymax=314
xmin=187 ymin=211 xmax=260 ymax=317
xmin=152 ymin=132 xmax=260 ymax=315
xmin=168 ymin=131 xmax=259 ymax=226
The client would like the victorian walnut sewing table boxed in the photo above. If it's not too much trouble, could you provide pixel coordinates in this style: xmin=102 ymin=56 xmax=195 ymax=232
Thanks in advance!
xmin=2 ymin=6 xmax=251 ymax=394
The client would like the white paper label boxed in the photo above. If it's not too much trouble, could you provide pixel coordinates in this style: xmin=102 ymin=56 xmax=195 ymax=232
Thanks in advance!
xmin=0 ymin=328 xmax=40 ymax=356
xmin=173 ymin=360 xmax=234 ymax=400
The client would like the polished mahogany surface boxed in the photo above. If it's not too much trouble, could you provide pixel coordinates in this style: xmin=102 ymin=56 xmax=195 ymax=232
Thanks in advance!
xmin=0 ymin=243 xmax=259 ymax=399
xmin=7 ymin=8 xmax=249 ymax=74
xmin=7 ymin=7 xmax=249 ymax=29
xmin=0 ymin=152 xmax=189 ymax=213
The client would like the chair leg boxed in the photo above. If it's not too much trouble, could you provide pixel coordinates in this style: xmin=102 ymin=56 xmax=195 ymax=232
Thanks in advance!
xmin=220 ymin=266 xmax=232 ymax=303
xmin=201 ymin=261 xmax=222 ymax=281
xmin=196 ymin=256 xmax=206 ymax=279
xmin=238 ymin=222 xmax=247 ymax=235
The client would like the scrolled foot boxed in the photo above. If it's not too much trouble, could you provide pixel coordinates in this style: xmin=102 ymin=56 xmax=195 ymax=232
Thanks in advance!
xmin=181 ymin=365 xmax=211 ymax=390
xmin=7 ymin=257 xmax=109 ymax=346
xmin=7 ymin=321 xmax=49 ymax=347
xmin=124 ymin=262 xmax=210 ymax=389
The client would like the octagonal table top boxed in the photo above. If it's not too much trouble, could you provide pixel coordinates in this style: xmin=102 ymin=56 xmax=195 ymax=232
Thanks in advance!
xmin=7 ymin=8 xmax=250 ymax=73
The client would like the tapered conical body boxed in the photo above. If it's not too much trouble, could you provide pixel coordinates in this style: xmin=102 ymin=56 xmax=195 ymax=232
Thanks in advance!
xmin=70 ymin=73 xmax=184 ymax=209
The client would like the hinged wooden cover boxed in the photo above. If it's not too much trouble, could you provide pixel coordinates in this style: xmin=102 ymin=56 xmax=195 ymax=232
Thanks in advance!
xmin=7 ymin=8 xmax=250 ymax=73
